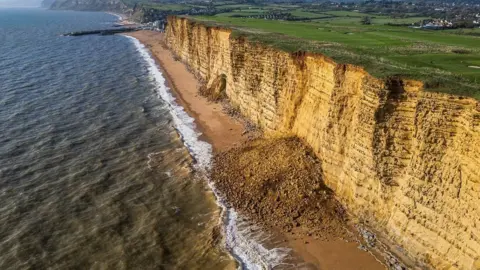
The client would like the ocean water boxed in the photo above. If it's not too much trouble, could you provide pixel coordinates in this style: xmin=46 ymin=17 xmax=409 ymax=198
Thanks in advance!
xmin=0 ymin=8 xmax=301 ymax=269
xmin=0 ymin=8 xmax=235 ymax=269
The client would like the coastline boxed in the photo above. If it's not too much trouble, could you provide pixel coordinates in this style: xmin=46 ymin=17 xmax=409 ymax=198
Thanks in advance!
xmin=122 ymin=31 xmax=291 ymax=269
xmin=125 ymin=31 xmax=246 ymax=152
xmin=124 ymin=30 xmax=387 ymax=270
xmin=106 ymin=12 xmax=138 ymax=26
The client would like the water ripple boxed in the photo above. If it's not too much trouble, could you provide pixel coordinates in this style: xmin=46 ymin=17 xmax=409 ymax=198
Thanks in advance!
xmin=0 ymin=8 xmax=234 ymax=270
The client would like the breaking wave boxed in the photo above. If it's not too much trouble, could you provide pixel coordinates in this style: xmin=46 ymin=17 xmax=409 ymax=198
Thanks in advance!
xmin=125 ymin=35 xmax=292 ymax=269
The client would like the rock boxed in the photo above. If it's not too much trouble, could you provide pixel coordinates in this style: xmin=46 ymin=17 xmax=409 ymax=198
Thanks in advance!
xmin=358 ymin=244 xmax=368 ymax=251
xmin=474 ymin=258 xmax=480 ymax=270
xmin=210 ymin=137 xmax=352 ymax=247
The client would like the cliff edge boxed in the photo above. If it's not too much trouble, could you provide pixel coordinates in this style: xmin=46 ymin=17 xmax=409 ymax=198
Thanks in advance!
xmin=165 ymin=16 xmax=480 ymax=270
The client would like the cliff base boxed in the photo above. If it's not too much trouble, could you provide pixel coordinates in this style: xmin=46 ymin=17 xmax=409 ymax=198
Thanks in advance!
xmin=212 ymin=137 xmax=349 ymax=240
xmin=212 ymin=137 xmax=390 ymax=269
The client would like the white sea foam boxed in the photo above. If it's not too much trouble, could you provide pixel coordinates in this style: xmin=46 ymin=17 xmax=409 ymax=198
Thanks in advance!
xmin=146 ymin=152 xmax=160 ymax=170
xmin=106 ymin=12 xmax=123 ymax=21
xmin=125 ymin=35 xmax=292 ymax=269
xmin=125 ymin=36 xmax=212 ymax=170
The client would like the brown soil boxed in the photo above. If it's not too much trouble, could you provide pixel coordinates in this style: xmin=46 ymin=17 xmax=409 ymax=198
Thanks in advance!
xmin=211 ymin=137 xmax=351 ymax=241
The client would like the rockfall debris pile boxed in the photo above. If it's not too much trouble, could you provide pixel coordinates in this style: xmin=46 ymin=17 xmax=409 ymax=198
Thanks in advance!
xmin=211 ymin=137 xmax=351 ymax=240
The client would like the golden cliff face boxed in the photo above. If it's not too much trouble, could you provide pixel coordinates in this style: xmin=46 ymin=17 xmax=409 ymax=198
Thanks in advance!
xmin=166 ymin=17 xmax=480 ymax=270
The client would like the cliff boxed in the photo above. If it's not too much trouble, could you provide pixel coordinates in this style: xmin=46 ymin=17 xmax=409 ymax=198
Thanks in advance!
xmin=47 ymin=0 xmax=126 ymax=12
xmin=165 ymin=16 xmax=480 ymax=270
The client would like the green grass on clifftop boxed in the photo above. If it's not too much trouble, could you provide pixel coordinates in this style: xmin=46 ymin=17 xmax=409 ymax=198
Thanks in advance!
xmin=191 ymin=15 xmax=480 ymax=99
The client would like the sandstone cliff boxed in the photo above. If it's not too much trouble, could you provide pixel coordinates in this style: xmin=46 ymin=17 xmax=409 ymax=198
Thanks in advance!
xmin=165 ymin=16 xmax=480 ymax=270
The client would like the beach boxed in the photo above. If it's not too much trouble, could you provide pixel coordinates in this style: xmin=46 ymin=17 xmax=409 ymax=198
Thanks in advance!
xmin=124 ymin=31 xmax=246 ymax=152
xmin=125 ymin=30 xmax=386 ymax=270
xmin=0 ymin=10 xmax=239 ymax=269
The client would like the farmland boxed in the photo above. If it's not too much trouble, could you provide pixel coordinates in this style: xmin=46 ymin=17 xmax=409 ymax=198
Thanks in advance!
xmin=189 ymin=7 xmax=480 ymax=98
xmin=127 ymin=0 xmax=480 ymax=98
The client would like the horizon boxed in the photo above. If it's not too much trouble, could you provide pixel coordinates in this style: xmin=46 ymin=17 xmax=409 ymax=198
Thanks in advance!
xmin=0 ymin=0 xmax=42 ymax=7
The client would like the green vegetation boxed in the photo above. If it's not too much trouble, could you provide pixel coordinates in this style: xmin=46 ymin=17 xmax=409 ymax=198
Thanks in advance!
xmin=321 ymin=10 xmax=383 ymax=17
xmin=215 ymin=11 xmax=261 ymax=17
xmin=192 ymin=14 xmax=480 ymax=98
xmin=286 ymin=10 xmax=323 ymax=18
xmin=141 ymin=3 xmax=186 ymax=11
xmin=446 ymin=28 xmax=480 ymax=36
xmin=122 ymin=0 xmax=205 ymax=11
xmin=119 ymin=0 xmax=479 ymax=98
xmin=214 ymin=4 xmax=254 ymax=9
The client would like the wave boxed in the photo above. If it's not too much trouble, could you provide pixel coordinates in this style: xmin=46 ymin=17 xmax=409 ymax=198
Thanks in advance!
xmin=125 ymin=35 xmax=292 ymax=269
xmin=105 ymin=12 xmax=123 ymax=21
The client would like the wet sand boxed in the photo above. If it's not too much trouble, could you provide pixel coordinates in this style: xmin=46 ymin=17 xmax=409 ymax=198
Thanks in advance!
xmin=125 ymin=31 xmax=246 ymax=152
xmin=287 ymin=234 xmax=384 ymax=270
xmin=124 ymin=30 xmax=386 ymax=270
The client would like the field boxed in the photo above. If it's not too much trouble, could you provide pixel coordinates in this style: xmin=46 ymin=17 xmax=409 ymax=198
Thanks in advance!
xmin=142 ymin=4 xmax=186 ymax=11
xmin=191 ymin=9 xmax=480 ymax=98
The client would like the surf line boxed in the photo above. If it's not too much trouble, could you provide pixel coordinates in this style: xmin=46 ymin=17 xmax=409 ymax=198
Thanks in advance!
xmin=124 ymin=35 xmax=291 ymax=269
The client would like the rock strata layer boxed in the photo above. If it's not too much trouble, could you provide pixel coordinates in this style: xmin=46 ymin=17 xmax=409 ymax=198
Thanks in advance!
xmin=165 ymin=16 xmax=480 ymax=270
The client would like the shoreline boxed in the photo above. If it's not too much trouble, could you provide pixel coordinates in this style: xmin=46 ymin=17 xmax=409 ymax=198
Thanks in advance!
xmin=124 ymin=30 xmax=387 ymax=270
xmin=106 ymin=12 xmax=138 ymax=27
xmin=124 ymin=32 xmax=247 ymax=152
xmin=122 ymin=32 xmax=286 ymax=269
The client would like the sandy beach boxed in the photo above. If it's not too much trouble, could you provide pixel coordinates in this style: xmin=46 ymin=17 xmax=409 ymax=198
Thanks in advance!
xmin=125 ymin=31 xmax=246 ymax=152
xmin=125 ymin=30 xmax=386 ymax=270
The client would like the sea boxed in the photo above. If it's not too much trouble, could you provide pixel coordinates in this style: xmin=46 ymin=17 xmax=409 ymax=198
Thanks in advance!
xmin=0 ymin=8 xmax=293 ymax=270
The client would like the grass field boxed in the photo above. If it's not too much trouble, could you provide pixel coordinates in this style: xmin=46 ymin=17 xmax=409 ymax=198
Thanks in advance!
xmin=446 ymin=28 xmax=480 ymax=35
xmin=372 ymin=16 xmax=430 ymax=24
xmin=192 ymin=15 xmax=480 ymax=98
xmin=142 ymin=3 xmax=187 ymax=11
xmin=214 ymin=4 xmax=253 ymax=9
xmin=287 ymin=10 xmax=323 ymax=18
xmin=321 ymin=10 xmax=386 ymax=17
xmin=215 ymin=11 xmax=263 ymax=17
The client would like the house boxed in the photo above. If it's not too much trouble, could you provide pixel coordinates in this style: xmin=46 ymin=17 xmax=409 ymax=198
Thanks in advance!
xmin=421 ymin=19 xmax=453 ymax=29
